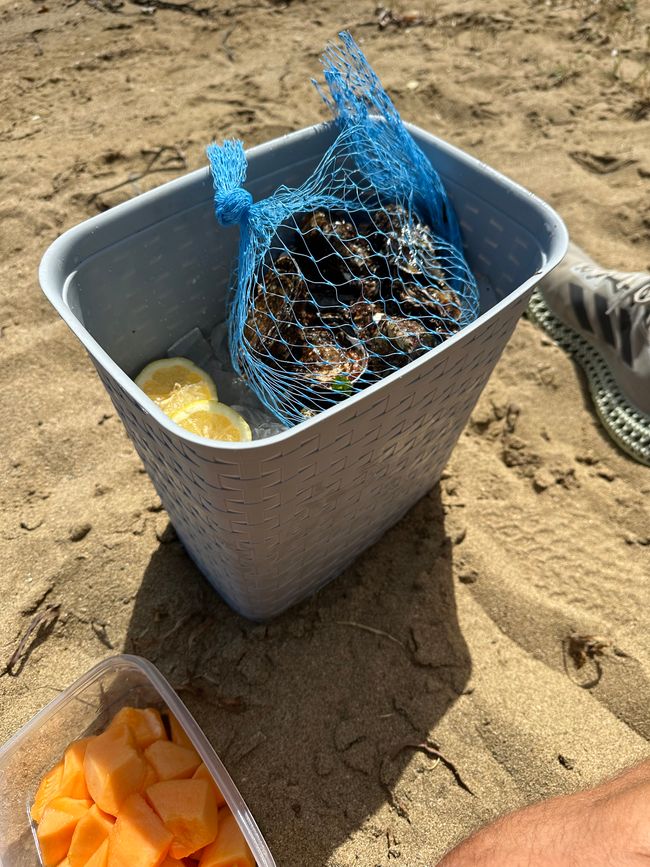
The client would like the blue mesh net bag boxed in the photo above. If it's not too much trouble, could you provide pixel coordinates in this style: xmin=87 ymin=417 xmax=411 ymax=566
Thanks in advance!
xmin=207 ymin=32 xmax=479 ymax=426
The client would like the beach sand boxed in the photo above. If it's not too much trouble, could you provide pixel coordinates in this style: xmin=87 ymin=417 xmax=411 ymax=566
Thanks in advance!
xmin=1 ymin=0 xmax=649 ymax=863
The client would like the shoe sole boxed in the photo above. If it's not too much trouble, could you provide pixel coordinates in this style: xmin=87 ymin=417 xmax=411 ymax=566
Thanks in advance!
xmin=527 ymin=289 xmax=650 ymax=467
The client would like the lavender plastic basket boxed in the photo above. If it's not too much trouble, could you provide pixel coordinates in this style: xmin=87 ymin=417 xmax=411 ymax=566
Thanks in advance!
xmin=39 ymin=122 xmax=568 ymax=619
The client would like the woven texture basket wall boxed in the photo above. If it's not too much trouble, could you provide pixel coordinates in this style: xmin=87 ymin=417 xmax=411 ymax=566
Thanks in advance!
xmin=40 ymin=123 xmax=568 ymax=619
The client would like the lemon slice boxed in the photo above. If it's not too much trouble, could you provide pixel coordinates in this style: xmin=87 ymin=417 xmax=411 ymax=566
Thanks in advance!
xmin=135 ymin=357 xmax=217 ymax=418
xmin=171 ymin=399 xmax=252 ymax=443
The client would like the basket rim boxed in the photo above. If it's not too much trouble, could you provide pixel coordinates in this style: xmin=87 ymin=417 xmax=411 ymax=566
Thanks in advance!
xmin=39 ymin=122 xmax=568 ymax=452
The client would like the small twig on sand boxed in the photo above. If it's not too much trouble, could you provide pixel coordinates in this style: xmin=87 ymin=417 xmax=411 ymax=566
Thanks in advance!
xmin=221 ymin=25 xmax=236 ymax=62
xmin=334 ymin=620 xmax=405 ymax=649
xmin=561 ymin=633 xmax=624 ymax=689
xmin=3 ymin=604 xmax=61 ymax=677
xmin=379 ymin=756 xmax=411 ymax=822
xmin=159 ymin=611 xmax=194 ymax=643
xmin=91 ymin=620 xmax=114 ymax=650
xmin=86 ymin=0 xmax=124 ymax=12
xmin=376 ymin=6 xmax=431 ymax=29
xmin=395 ymin=741 xmax=475 ymax=796
xmin=129 ymin=0 xmax=212 ymax=17
xmin=88 ymin=145 xmax=186 ymax=207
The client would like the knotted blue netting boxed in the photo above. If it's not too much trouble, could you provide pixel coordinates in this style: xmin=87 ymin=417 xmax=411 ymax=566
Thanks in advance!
xmin=207 ymin=32 xmax=479 ymax=426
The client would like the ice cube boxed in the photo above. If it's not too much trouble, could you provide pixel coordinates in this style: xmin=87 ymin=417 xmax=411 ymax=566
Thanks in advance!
xmin=229 ymin=402 xmax=288 ymax=440
xmin=209 ymin=321 xmax=231 ymax=368
xmin=167 ymin=327 xmax=213 ymax=369
xmin=253 ymin=420 xmax=288 ymax=440
xmin=216 ymin=371 xmax=262 ymax=408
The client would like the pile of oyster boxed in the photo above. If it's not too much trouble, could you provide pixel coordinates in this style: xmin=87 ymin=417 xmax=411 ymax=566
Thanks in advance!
xmin=243 ymin=204 xmax=464 ymax=412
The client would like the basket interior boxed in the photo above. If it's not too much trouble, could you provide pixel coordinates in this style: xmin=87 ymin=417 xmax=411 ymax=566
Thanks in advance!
xmin=58 ymin=124 xmax=555 ymax=379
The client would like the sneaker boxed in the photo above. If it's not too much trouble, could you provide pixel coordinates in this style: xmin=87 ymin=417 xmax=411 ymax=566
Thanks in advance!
xmin=528 ymin=242 xmax=650 ymax=466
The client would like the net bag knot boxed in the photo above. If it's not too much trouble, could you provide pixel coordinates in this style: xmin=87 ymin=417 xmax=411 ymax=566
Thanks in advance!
xmin=215 ymin=188 xmax=252 ymax=226
xmin=208 ymin=139 xmax=253 ymax=226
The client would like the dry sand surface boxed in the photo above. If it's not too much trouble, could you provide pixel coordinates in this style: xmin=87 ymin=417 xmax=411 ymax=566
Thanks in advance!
xmin=1 ymin=0 xmax=649 ymax=864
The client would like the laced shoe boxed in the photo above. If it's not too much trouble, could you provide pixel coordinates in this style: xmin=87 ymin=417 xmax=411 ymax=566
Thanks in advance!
xmin=528 ymin=243 xmax=650 ymax=466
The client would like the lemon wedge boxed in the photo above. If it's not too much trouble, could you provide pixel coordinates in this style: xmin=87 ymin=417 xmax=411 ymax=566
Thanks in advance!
xmin=135 ymin=358 xmax=217 ymax=418
xmin=171 ymin=399 xmax=252 ymax=443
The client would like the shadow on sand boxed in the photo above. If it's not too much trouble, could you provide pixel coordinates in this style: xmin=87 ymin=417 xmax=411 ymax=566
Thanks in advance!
xmin=125 ymin=484 xmax=470 ymax=866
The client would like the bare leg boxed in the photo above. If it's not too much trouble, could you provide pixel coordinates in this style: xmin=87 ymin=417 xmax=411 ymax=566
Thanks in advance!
xmin=438 ymin=760 xmax=650 ymax=867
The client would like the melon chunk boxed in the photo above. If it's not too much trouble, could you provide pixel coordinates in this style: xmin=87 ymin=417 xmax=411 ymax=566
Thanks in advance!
xmin=141 ymin=761 xmax=159 ymax=790
xmin=167 ymin=714 xmax=195 ymax=751
xmin=192 ymin=764 xmax=226 ymax=809
xmin=32 ymin=761 xmax=64 ymax=823
xmin=68 ymin=803 xmax=115 ymax=867
xmin=37 ymin=797 xmax=92 ymax=867
xmin=60 ymin=738 xmax=93 ymax=800
xmin=85 ymin=838 xmax=109 ymax=867
xmin=146 ymin=779 xmax=219 ymax=859
xmin=107 ymin=793 xmax=172 ymax=867
xmin=144 ymin=740 xmax=201 ymax=781
xmin=198 ymin=809 xmax=255 ymax=867
xmin=84 ymin=724 xmax=147 ymax=816
xmin=109 ymin=707 xmax=167 ymax=749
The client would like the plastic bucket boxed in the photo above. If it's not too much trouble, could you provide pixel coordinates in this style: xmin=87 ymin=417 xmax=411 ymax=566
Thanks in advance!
xmin=39 ymin=122 xmax=568 ymax=619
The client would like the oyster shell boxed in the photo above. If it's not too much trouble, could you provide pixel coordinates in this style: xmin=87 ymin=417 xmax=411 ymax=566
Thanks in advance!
xmin=359 ymin=314 xmax=440 ymax=371
xmin=370 ymin=203 xmax=410 ymax=237
xmin=396 ymin=280 xmax=463 ymax=325
xmin=244 ymin=255 xmax=307 ymax=362
xmin=300 ymin=210 xmax=378 ymax=280
xmin=298 ymin=327 xmax=368 ymax=391
xmin=384 ymin=220 xmax=449 ymax=280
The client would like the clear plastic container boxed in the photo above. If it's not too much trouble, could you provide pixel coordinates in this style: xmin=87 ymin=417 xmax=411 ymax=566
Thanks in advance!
xmin=0 ymin=654 xmax=276 ymax=867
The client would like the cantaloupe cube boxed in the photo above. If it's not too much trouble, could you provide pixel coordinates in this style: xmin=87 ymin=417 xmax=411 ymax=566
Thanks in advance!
xmin=141 ymin=760 xmax=159 ymax=790
xmin=56 ymin=860 xmax=71 ymax=867
xmin=144 ymin=741 xmax=201 ymax=781
xmin=84 ymin=724 xmax=147 ymax=816
xmin=192 ymin=764 xmax=226 ymax=809
xmin=109 ymin=707 xmax=167 ymax=749
xmin=32 ymin=761 xmax=64 ymax=823
xmin=60 ymin=738 xmax=93 ymax=800
xmin=198 ymin=809 xmax=255 ymax=867
xmin=67 ymin=804 xmax=115 ymax=867
xmin=36 ymin=797 xmax=92 ymax=867
xmin=160 ymin=859 xmax=185 ymax=866
xmin=146 ymin=779 xmax=219 ymax=859
xmin=168 ymin=714 xmax=194 ymax=751
xmin=85 ymin=838 xmax=109 ymax=867
xmin=107 ymin=793 xmax=172 ymax=867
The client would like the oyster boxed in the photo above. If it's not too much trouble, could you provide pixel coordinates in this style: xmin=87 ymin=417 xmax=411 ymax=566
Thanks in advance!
xmin=298 ymin=327 xmax=368 ymax=391
xmin=396 ymin=280 xmax=463 ymax=325
xmin=384 ymin=219 xmax=450 ymax=280
xmin=359 ymin=314 xmax=440 ymax=371
xmin=349 ymin=299 xmax=386 ymax=330
xmin=300 ymin=210 xmax=378 ymax=280
xmin=244 ymin=255 xmax=307 ymax=362
xmin=379 ymin=316 xmax=441 ymax=355
xmin=357 ymin=276 xmax=381 ymax=301
xmin=370 ymin=203 xmax=410 ymax=237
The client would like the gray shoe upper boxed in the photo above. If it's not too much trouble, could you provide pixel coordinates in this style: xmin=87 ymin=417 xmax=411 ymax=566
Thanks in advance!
xmin=537 ymin=242 xmax=650 ymax=414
